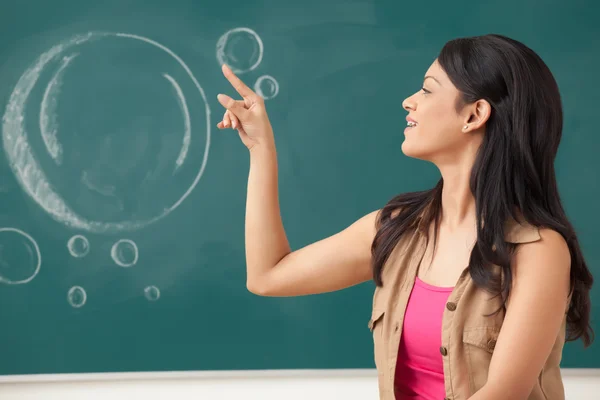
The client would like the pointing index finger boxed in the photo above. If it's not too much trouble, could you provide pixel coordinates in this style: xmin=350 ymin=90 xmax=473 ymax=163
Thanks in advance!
xmin=222 ymin=64 xmax=256 ymax=99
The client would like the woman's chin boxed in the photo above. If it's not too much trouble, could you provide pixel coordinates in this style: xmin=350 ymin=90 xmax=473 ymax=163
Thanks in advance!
xmin=401 ymin=139 xmax=419 ymax=157
xmin=401 ymin=140 xmax=433 ymax=161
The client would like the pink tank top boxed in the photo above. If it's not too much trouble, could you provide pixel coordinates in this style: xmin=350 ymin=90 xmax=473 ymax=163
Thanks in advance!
xmin=394 ymin=276 xmax=454 ymax=399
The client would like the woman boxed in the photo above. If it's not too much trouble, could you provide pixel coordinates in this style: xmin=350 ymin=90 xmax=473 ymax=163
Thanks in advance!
xmin=216 ymin=34 xmax=593 ymax=400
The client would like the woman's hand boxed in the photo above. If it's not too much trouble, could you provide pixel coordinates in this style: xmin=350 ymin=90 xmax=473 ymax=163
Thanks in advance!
xmin=216 ymin=64 xmax=275 ymax=151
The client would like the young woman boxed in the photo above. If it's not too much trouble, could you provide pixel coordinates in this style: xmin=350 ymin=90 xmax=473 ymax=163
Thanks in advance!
xmin=216 ymin=33 xmax=593 ymax=400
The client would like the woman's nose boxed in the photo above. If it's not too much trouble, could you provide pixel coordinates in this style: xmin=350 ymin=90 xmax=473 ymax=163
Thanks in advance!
xmin=402 ymin=96 xmax=416 ymax=112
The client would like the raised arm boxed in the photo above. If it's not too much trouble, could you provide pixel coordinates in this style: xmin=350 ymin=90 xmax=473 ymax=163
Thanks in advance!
xmin=217 ymin=64 xmax=377 ymax=297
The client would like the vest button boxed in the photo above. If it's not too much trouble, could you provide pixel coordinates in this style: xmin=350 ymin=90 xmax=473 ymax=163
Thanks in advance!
xmin=440 ymin=346 xmax=448 ymax=356
xmin=446 ymin=302 xmax=457 ymax=311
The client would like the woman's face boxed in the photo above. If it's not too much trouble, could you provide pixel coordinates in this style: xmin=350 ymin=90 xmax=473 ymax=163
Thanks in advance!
xmin=401 ymin=59 xmax=479 ymax=165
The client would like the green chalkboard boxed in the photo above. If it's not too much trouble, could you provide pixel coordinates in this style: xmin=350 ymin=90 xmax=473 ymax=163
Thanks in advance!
xmin=0 ymin=0 xmax=598 ymax=375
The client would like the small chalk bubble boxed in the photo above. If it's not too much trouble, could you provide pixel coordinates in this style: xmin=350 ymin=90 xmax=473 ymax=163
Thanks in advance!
xmin=0 ymin=227 xmax=41 ymax=285
xmin=216 ymin=27 xmax=263 ymax=74
xmin=254 ymin=75 xmax=279 ymax=100
xmin=111 ymin=239 xmax=138 ymax=267
xmin=67 ymin=286 xmax=87 ymax=308
xmin=67 ymin=234 xmax=90 ymax=258
xmin=144 ymin=285 xmax=160 ymax=301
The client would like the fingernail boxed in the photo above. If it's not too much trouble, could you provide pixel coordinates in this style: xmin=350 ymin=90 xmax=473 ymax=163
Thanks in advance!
xmin=232 ymin=120 xmax=236 ymax=128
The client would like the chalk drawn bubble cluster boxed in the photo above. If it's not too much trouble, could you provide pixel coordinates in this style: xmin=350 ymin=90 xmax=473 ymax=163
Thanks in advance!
xmin=217 ymin=27 xmax=279 ymax=100
xmin=67 ymin=285 xmax=87 ymax=308
xmin=2 ymin=32 xmax=211 ymax=234
xmin=0 ymin=228 xmax=41 ymax=285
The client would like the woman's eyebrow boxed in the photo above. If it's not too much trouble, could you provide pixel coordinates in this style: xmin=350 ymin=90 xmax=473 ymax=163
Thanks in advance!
xmin=424 ymin=75 xmax=442 ymax=86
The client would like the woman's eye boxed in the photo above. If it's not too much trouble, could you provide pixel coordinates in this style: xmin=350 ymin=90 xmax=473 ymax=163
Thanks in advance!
xmin=421 ymin=87 xmax=431 ymax=94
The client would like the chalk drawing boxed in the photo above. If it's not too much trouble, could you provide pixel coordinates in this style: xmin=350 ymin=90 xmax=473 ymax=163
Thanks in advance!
xmin=80 ymin=170 xmax=124 ymax=212
xmin=163 ymin=73 xmax=190 ymax=172
xmin=0 ymin=227 xmax=41 ymax=285
xmin=67 ymin=234 xmax=89 ymax=258
xmin=144 ymin=285 xmax=160 ymax=301
xmin=39 ymin=53 xmax=79 ymax=165
xmin=67 ymin=285 xmax=87 ymax=308
xmin=254 ymin=75 xmax=279 ymax=100
xmin=216 ymin=27 xmax=263 ymax=74
xmin=2 ymin=31 xmax=211 ymax=233
xmin=111 ymin=238 xmax=138 ymax=267
xmin=80 ymin=170 xmax=117 ymax=197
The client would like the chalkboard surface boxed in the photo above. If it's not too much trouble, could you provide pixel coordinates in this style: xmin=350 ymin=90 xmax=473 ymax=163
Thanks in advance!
xmin=0 ymin=0 xmax=597 ymax=375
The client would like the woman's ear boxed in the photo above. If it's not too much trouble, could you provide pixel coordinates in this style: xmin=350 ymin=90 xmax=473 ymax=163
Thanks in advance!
xmin=464 ymin=99 xmax=491 ymax=131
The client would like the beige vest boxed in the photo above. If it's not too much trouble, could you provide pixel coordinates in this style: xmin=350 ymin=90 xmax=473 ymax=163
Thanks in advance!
xmin=368 ymin=215 xmax=567 ymax=399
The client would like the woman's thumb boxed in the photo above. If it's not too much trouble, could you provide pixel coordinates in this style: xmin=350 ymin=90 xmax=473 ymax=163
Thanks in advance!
xmin=217 ymin=94 xmax=248 ymax=120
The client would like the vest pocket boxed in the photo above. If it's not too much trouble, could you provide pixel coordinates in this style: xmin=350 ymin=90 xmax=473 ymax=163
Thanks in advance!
xmin=462 ymin=327 xmax=500 ymax=393
xmin=368 ymin=308 xmax=385 ymax=332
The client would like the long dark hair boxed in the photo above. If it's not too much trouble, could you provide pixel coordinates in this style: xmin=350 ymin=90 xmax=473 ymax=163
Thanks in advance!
xmin=371 ymin=34 xmax=594 ymax=347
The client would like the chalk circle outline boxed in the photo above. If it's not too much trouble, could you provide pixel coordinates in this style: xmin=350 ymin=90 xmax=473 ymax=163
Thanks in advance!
xmin=67 ymin=234 xmax=90 ymax=258
xmin=67 ymin=285 xmax=87 ymax=308
xmin=2 ymin=31 xmax=212 ymax=234
xmin=111 ymin=238 xmax=138 ymax=267
xmin=144 ymin=285 xmax=160 ymax=301
xmin=216 ymin=27 xmax=264 ymax=74
xmin=254 ymin=75 xmax=279 ymax=100
xmin=0 ymin=227 xmax=41 ymax=285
